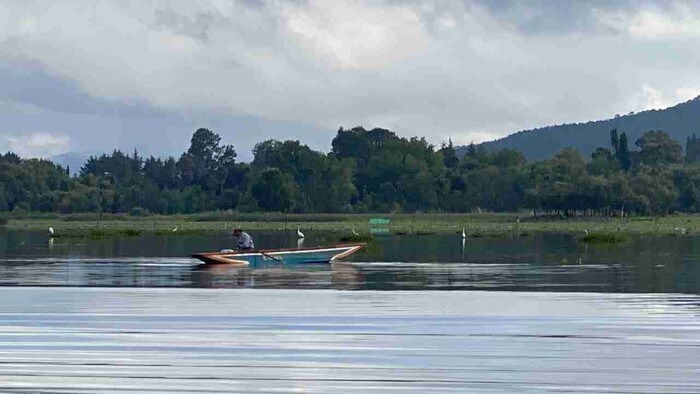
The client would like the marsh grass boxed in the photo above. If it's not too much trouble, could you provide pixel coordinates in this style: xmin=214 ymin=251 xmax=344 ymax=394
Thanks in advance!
xmin=9 ymin=212 xmax=700 ymax=238
xmin=52 ymin=228 xmax=143 ymax=239
xmin=338 ymin=234 xmax=374 ymax=243
xmin=580 ymin=232 xmax=628 ymax=245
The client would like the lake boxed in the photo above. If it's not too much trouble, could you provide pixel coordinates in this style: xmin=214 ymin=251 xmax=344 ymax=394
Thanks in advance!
xmin=0 ymin=229 xmax=698 ymax=392
xmin=0 ymin=230 xmax=698 ymax=292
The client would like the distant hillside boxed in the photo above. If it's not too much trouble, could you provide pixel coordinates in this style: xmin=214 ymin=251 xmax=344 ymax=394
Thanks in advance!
xmin=50 ymin=152 xmax=93 ymax=176
xmin=466 ymin=97 xmax=700 ymax=160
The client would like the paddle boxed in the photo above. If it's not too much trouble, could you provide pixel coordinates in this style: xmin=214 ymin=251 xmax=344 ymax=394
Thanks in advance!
xmin=252 ymin=249 xmax=284 ymax=264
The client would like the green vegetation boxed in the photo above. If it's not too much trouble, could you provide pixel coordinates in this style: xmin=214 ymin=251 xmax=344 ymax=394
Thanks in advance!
xmin=50 ymin=228 xmax=143 ymax=239
xmin=8 ymin=213 xmax=700 ymax=239
xmin=4 ymin=125 xmax=700 ymax=218
xmin=338 ymin=233 xmax=374 ymax=243
xmin=50 ymin=227 xmax=206 ymax=239
xmin=580 ymin=232 xmax=628 ymax=245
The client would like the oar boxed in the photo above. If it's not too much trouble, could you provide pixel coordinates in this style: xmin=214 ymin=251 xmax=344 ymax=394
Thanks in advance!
xmin=253 ymin=249 xmax=284 ymax=264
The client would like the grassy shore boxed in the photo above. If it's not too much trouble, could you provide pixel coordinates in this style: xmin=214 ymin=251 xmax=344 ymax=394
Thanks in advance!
xmin=3 ymin=212 xmax=700 ymax=239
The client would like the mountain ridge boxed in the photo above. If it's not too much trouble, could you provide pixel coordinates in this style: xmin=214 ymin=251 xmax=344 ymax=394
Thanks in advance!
xmin=464 ymin=96 xmax=700 ymax=160
xmin=50 ymin=151 xmax=95 ymax=176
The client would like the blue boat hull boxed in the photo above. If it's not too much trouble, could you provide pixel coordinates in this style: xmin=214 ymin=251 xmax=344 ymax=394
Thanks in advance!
xmin=192 ymin=244 xmax=365 ymax=267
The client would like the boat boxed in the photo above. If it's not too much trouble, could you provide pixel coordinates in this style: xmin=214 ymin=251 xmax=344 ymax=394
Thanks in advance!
xmin=192 ymin=243 xmax=365 ymax=266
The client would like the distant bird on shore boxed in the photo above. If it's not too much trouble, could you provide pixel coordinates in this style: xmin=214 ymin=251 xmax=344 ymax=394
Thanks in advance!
xmin=297 ymin=227 xmax=305 ymax=238
xmin=351 ymin=228 xmax=359 ymax=236
xmin=584 ymin=229 xmax=589 ymax=235
xmin=172 ymin=226 xmax=178 ymax=232
xmin=48 ymin=227 xmax=54 ymax=237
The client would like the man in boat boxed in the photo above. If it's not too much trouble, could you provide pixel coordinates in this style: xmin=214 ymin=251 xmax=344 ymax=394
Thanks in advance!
xmin=232 ymin=227 xmax=255 ymax=251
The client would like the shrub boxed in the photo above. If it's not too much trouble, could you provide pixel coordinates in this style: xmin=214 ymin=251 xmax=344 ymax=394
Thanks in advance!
xmin=581 ymin=232 xmax=627 ymax=245
xmin=129 ymin=207 xmax=150 ymax=217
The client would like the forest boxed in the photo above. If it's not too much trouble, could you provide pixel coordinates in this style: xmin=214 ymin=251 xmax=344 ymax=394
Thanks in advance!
xmin=3 ymin=126 xmax=700 ymax=217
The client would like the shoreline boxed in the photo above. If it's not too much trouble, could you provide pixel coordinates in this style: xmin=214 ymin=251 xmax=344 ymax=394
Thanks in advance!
xmin=3 ymin=212 xmax=700 ymax=238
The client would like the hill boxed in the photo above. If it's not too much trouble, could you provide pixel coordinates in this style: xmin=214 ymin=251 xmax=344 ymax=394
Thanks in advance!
xmin=468 ymin=97 xmax=700 ymax=160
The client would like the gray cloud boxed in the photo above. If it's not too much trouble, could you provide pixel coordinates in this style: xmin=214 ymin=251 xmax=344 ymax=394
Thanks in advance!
xmin=2 ymin=0 xmax=700 ymax=158
xmin=0 ymin=57 xmax=171 ymax=119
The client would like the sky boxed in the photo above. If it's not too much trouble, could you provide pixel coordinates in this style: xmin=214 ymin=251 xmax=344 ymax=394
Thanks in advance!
xmin=2 ymin=0 xmax=700 ymax=161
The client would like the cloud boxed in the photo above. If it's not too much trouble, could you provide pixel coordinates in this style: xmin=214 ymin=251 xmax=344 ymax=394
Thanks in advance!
xmin=1 ymin=0 xmax=700 ymax=157
xmin=630 ymin=84 xmax=700 ymax=112
xmin=6 ymin=132 xmax=70 ymax=158
xmin=599 ymin=4 xmax=700 ymax=40
xmin=281 ymin=1 xmax=429 ymax=69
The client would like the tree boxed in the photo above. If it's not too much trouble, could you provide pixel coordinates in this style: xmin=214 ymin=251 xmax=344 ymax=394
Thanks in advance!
xmin=610 ymin=129 xmax=619 ymax=155
xmin=588 ymin=147 xmax=618 ymax=176
xmin=251 ymin=168 xmax=294 ymax=212
xmin=686 ymin=134 xmax=700 ymax=163
xmin=11 ymin=123 xmax=700 ymax=216
xmin=180 ymin=128 xmax=236 ymax=194
xmin=215 ymin=144 xmax=237 ymax=195
xmin=618 ymin=132 xmax=631 ymax=171
xmin=635 ymin=130 xmax=683 ymax=166
xmin=439 ymin=139 xmax=459 ymax=168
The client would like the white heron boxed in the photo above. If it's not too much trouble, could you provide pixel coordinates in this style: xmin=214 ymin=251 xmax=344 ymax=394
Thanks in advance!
xmin=297 ymin=227 xmax=305 ymax=238
xmin=584 ymin=229 xmax=589 ymax=235
xmin=172 ymin=226 xmax=178 ymax=232
xmin=462 ymin=228 xmax=466 ymax=239
xmin=48 ymin=227 xmax=54 ymax=236
xmin=351 ymin=228 xmax=359 ymax=236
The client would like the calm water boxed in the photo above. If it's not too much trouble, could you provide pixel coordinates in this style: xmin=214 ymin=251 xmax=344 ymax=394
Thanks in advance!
xmin=0 ymin=229 xmax=698 ymax=293
xmin=0 ymin=288 xmax=698 ymax=393
xmin=0 ymin=229 xmax=699 ymax=392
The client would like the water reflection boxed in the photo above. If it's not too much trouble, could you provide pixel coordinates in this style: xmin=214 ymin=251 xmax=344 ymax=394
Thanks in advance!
xmin=0 ymin=230 xmax=698 ymax=292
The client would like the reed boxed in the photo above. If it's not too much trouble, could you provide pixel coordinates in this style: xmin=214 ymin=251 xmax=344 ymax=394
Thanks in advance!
xmin=580 ymin=232 xmax=628 ymax=245
xmin=8 ymin=212 xmax=700 ymax=238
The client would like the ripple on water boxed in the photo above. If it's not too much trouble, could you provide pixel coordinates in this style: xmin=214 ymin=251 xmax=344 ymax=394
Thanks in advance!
xmin=0 ymin=288 xmax=697 ymax=392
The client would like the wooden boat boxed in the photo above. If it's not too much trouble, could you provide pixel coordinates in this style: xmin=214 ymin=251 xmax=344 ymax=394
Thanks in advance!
xmin=192 ymin=243 xmax=365 ymax=266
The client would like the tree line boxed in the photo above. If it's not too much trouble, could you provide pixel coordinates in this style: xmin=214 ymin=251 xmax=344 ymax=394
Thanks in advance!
xmin=3 ymin=126 xmax=700 ymax=216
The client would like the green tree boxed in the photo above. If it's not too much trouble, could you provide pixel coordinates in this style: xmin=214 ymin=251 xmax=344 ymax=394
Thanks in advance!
xmin=686 ymin=134 xmax=700 ymax=163
xmin=251 ymin=168 xmax=295 ymax=212
xmin=588 ymin=147 xmax=619 ymax=176
xmin=635 ymin=130 xmax=683 ymax=166
xmin=180 ymin=128 xmax=237 ymax=193
xmin=617 ymin=132 xmax=631 ymax=171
